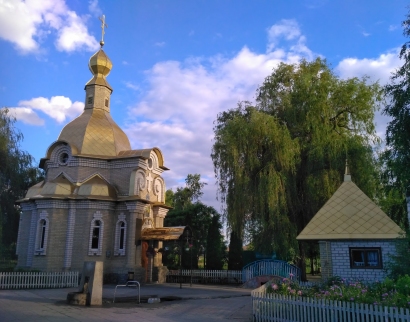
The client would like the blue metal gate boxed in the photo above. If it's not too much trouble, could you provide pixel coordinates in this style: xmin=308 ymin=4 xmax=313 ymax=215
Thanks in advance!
xmin=242 ymin=259 xmax=300 ymax=282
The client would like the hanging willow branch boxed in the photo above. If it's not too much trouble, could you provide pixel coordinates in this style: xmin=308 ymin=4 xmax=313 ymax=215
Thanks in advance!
xmin=211 ymin=58 xmax=382 ymax=260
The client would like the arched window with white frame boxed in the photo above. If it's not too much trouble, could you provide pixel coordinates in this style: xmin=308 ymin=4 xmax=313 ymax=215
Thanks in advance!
xmin=35 ymin=211 xmax=49 ymax=255
xmin=88 ymin=212 xmax=104 ymax=256
xmin=114 ymin=214 xmax=127 ymax=256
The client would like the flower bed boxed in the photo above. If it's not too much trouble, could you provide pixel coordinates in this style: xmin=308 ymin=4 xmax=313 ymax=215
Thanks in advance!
xmin=266 ymin=274 xmax=410 ymax=309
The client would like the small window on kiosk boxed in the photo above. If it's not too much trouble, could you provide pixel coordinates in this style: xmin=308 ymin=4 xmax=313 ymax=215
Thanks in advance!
xmin=349 ymin=247 xmax=382 ymax=269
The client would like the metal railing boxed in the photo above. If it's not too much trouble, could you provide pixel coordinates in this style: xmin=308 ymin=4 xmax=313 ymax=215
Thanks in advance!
xmin=242 ymin=260 xmax=301 ymax=282
xmin=113 ymin=280 xmax=140 ymax=304
xmin=166 ymin=269 xmax=243 ymax=284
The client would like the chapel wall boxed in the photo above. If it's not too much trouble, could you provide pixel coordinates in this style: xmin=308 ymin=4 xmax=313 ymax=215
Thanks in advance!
xmin=70 ymin=207 xmax=112 ymax=271
xmin=45 ymin=157 xmax=148 ymax=197
xmin=16 ymin=209 xmax=31 ymax=268
xmin=32 ymin=208 xmax=67 ymax=271
xmin=104 ymin=207 xmax=130 ymax=274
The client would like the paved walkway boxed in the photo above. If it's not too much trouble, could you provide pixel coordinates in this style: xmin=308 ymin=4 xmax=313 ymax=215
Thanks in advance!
xmin=0 ymin=283 xmax=253 ymax=322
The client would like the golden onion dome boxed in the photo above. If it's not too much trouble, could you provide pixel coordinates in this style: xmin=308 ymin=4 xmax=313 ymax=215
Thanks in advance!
xmin=58 ymin=108 xmax=131 ymax=157
xmin=58 ymin=46 xmax=131 ymax=157
xmin=85 ymin=49 xmax=113 ymax=90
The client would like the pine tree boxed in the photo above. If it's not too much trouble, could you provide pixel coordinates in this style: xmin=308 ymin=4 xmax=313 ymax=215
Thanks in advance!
xmin=206 ymin=215 xmax=225 ymax=270
xmin=228 ymin=230 xmax=243 ymax=270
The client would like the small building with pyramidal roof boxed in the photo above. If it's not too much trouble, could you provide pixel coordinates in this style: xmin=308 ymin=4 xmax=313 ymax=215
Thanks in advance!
xmin=297 ymin=161 xmax=404 ymax=282
xmin=15 ymin=18 xmax=187 ymax=283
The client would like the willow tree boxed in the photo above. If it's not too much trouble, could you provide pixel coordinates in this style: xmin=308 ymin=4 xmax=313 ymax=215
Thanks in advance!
xmin=0 ymin=108 xmax=41 ymax=258
xmin=380 ymin=10 xmax=410 ymax=229
xmin=211 ymin=58 xmax=382 ymax=272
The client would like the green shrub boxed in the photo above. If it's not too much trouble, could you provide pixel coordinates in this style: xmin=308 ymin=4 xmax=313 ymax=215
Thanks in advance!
xmin=385 ymin=231 xmax=410 ymax=279
xmin=266 ymin=274 xmax=410 ymax=309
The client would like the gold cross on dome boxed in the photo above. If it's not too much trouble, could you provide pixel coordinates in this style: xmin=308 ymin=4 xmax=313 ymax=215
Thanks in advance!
xmin=99 ymin=15 xmax=108 ymax=47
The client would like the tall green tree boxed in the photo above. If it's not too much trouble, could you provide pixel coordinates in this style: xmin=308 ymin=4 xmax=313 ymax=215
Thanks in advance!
xmin=0 ymin=108 xmax=41 ymax=257
xmin=163 ymin=174 xmax=224 ymax=269
xmin=212 ymin=58 xmax=382 ymax=278
xmin=206 ymin=214 xmax=225 ymax=270
xmin=164 ymin=202 xmax=216 ymax=269
xmin=167 ymin=174 xmax=207 ymax=210
xmin=228 ymin=230 xmax=243 ymax=270
xmin=165 ymin=189 xmax=174 ymax=207
xmin=381 ymin=10 xmax=410 ymax=229
xmin=384 ymin=230 xmax=410 ymax=279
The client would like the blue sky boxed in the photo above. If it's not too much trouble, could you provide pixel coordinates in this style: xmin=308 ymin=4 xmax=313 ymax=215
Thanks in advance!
xmin=0 ymin=0 xmax=409 ymax=211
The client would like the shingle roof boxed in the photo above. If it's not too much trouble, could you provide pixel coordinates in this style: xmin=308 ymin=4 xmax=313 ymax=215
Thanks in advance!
xmin=296 ymin=174 xmax=403 ymax=240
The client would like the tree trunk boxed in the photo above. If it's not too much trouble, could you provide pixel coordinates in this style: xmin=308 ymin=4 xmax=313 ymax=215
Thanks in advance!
xmin=298 ymin=243 xmax=307 ymax=281
xmin=310 ymin=256 xmax=314 ymax=275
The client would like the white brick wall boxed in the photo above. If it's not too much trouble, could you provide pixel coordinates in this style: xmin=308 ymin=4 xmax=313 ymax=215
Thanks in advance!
xmin=324 ymin=240 xmax=397 ymax=282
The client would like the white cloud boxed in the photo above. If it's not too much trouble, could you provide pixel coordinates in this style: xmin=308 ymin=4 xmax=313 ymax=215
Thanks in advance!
xmin=267 ymin=19 xmax=301 ymax=51
xmin=123 ymin=20 xmax=403 ymax=209
xmin=335 ymin=49 xmax=400 ymax=84
xmin=0 ymin=0 xmax=99 ymax=53
xmin=55 ymin=11 xmax=99 ymax=52
xmin=13 ymin=96 xmax=83 ymax=124
xmin=124 ymin=82 xmax=140 ymax=91
xmin=389 ymin=25 xmax=398 ymax=31
xmin=6 ymin=107 xmax=44 ymax=126
xmin=124 ymin=20 xmax=316 ymax=209
xmin=336 ymin=49 xmax=402 ymax=141
xmin=155 ymin=41 xmax=165 ymax=47
xmin=88 ymin=0 xmax=102 ymax=17
xmin=266 ymin=19 xmax=314 ymax=61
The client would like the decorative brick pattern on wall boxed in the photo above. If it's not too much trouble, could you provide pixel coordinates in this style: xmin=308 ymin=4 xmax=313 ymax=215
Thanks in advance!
xmin=63 ymin=203 xmax=76 ymax=269
xmin=16 ymin=216 xmax=22 ymax=256
xmin=45 ymin=147 xmax=164 ymax=197
xmin=26 ymin=208 xmax=38 ymax=267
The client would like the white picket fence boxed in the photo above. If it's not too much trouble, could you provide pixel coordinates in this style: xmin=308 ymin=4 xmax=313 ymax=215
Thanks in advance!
xmin=0 ymin=271 xmax=79 ymax=289
xmin=167 ymin=269 xmax=243 ymax=284
xmin=252 ymin=287 xmax=410 ymax=321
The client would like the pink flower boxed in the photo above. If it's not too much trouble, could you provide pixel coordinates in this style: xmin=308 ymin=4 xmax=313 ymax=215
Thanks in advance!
xmin=272 ymin=284 xmax=278 ymax=290
xmin=297 ymin=290 xmax=302 ymax=296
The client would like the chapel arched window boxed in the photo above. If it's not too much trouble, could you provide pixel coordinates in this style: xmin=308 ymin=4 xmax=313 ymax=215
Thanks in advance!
xmin=35 ymin=213 xmax=49 ymax=255
xmin=88 ymin=215 xmax=104 ymax=256
xmin=91 ymin=220 xmax=101 ymax=250
xmin=114 ymin=217 xmax=127 ymax=256
xmin=119 ymin=222 xmax=125 ymax=250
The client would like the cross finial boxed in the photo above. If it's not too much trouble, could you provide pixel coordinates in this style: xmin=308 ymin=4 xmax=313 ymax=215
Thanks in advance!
xmin=99 ymin=15 xmax=108 ymax=47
